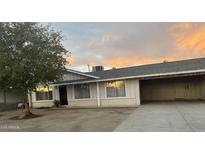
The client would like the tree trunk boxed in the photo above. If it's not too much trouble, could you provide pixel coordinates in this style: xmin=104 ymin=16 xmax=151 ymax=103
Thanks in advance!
xmin=3 ymin=89 xmax=7 ymax=105
xmin=29 ymin=91 xmax=32 ymax=108
xmin=22 ymin=90 xmax=32 ymax=114
xmin=17 ymin=90 xmax=35 ymax=119
xmin=24 ymin=101 xmax=31 ymax=113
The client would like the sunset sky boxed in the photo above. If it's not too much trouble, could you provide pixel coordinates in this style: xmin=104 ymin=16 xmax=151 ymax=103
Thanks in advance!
xmin=49 ymin=22 xmax=205 ymax=72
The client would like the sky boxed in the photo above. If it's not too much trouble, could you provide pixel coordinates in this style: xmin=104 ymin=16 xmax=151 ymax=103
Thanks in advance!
xmin=48 ymin=22 xmax=205 ymax=72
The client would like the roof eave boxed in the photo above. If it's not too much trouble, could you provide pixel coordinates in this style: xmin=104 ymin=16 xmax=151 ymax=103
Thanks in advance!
xmin=66 ymin=69 xmax=100 ymax=79
xmin=51 ymin=69 xmax=205 ymax=86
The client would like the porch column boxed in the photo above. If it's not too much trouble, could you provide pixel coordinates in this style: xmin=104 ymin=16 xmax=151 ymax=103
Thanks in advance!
xmin=96 ymin=82 xmax=100 ymax=107
xmin=53 ymin=86 xmax=60 ymax=101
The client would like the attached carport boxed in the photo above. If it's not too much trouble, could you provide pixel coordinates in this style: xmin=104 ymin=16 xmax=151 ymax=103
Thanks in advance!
xmin=139 ymin=75 xmax=205 ymax=104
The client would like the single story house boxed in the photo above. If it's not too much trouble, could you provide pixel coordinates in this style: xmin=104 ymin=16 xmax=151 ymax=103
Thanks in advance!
xmin=31 ymin=57 xmax=205 ymax=108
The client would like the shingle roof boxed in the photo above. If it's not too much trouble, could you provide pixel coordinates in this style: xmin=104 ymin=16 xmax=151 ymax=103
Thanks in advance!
xmin=53 ymin=57 xmax=205 ymax=85
xmin=86 ymin=57 xmax=205 ymax=79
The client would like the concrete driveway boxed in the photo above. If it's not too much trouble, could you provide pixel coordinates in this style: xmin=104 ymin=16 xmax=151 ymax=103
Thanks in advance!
xmin=1 ymin=102 xmax=205 ymax=132
xmin=114 ymin=101 xmax=205 ymax=132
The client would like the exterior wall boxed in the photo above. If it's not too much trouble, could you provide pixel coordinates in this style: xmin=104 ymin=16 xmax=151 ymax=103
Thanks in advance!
xmin=0 ymin=90 xmax=21 ymax=104
xmin=31 ymin=71 xmax=91 ymax=108
xmin=63 ymin=72 xmax=88 ymax=81
xmin=53 ymin=86 xmax=60 ymax=101
xmin=99 ymin=79 xmax=140 ymax=107
xmin=68 ymin=99 xmax=98 ymax=108
xmin=32 ymin=100 xmax=54 ymax=108
xmin=31 ymin=87 xmax=55 ymax=108
xmin=67 ymin=79 xmax=140 ymax=108
xmin=0 ymin=90 xmax=21 ymax=111
xmin=67 ymin=83 xmax=98 ymax=108
xmin=32 ymin=79 xmax=141 ymax=108
xmin=31 ymin=74 xmax=205 ymax=108
xmin=140 ymin=76 xmax=205 ymax=102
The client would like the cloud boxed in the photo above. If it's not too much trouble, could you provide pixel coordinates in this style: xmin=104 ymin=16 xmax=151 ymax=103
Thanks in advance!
xmin=105 ymin=56 xmax=152 ymax=68
xmin=170 ymin=23 xmax=205 ymax=54
xmin=101 ymin=32 xmax=123 ymax=44
xmin=50 ymin=22 xmax=205 ymax=72
xmin=85 ymin=23 xmax=177 ymax=68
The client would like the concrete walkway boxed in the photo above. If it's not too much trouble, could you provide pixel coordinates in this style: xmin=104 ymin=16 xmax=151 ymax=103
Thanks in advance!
xmin=114 ymin=102 xmax=205 ymax=132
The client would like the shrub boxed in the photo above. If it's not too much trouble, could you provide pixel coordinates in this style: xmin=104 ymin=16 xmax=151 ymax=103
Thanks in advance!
xmin=54 ymin=100 xmax=60 ymax=107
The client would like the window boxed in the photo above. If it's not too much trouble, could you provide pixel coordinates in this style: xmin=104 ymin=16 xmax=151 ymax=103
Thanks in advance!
xmin=74 ymin=84 xmax=90 ymax=99
xmin=106 ymin=80 xmax=126 ymax=97
xmin=36 ymin=86 xmax=53 ymax=101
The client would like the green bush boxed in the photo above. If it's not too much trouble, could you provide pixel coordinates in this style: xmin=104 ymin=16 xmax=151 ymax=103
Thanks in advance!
xmin=54 ymin=100 xmax=60 ymax=108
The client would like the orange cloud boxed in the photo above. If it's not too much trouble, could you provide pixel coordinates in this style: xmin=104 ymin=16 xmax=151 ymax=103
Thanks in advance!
xmin=96 ymin=23 xmax=205 ymax=69
xmin=68 ymin=23 xmax=205 ymax=71
xmin=105 ymin=55 xmax=188 ymax=68
xmin=170 ymin=23 xmax=205 ymax=54
xmin=105 ymin=57 xmax=158 ymax=68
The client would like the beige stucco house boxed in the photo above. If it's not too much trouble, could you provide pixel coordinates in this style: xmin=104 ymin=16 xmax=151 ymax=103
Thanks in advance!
xmin=31 ymin=57 xmax=205 ymax=108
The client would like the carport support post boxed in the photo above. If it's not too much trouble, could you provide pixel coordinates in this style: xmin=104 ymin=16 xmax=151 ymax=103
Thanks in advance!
xmin=136 ymin=80 xmax=141 ymax=106
xmin=96 ymin=82 xmax=100 ymax=107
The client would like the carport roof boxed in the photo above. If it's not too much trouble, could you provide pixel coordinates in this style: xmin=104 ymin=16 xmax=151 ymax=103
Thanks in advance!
xmin=53 ymin=57 xmax=205 ymax=85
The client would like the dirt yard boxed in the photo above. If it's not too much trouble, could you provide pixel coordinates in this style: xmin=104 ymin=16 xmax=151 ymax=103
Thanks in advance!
xmin=0 ymin=108 xmax=135 ymax=132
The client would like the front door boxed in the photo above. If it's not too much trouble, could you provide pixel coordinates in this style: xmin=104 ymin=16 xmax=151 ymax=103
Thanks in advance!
xmin=59 ymin=86 xmax=68 ymax=105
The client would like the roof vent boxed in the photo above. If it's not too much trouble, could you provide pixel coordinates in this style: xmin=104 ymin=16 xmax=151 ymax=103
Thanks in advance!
xmin=92 ymin=66 xmax=104 ymax=72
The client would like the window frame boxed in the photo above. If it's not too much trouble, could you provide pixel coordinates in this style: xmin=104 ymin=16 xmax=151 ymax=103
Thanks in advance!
xmin=35 ymin=87 xmax=53 ymax=101
xmin=74 ymin=83 xmax=91 ymax=99
xmin=106 ymin=80 xmax=126 ymax=98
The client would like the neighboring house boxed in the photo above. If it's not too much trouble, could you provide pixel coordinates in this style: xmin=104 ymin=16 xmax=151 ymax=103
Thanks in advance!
xmin=31 ymin=57 xmax=205 ymax=108
xmin=0 ymin=90 xmax=22 ymax=110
